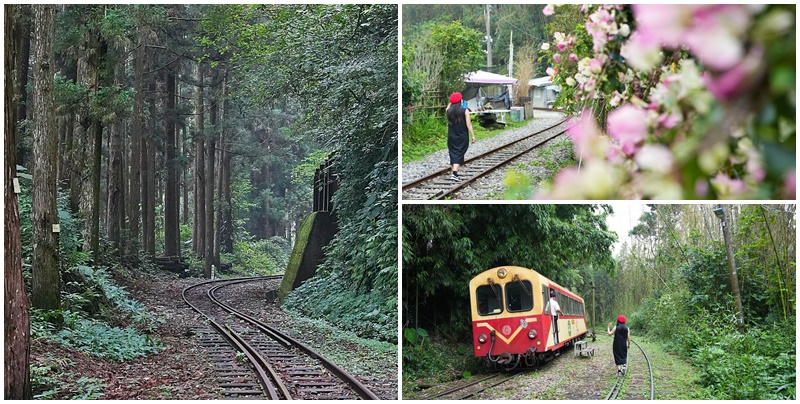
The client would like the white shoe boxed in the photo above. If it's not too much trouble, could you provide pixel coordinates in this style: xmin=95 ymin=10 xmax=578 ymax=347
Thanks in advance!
xmin=450 ymin=174 xmax=461 ymax=181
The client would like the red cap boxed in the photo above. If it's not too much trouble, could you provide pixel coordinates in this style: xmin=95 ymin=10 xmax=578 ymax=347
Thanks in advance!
xmin=449 ymin=92 xmax=462 ymax=104
xmin=618 ymin=315 xmax=626 ymax=324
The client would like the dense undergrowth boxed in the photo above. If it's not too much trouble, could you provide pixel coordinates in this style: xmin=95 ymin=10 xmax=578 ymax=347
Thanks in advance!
xmin=402 ymin=332 xmax=483 ymax=383
xmin=402 ymin=110 xmax=525 ymax=163
xmin=630 ymin=291 xmax=796 ymax=399
xmin=17 ymin=174 xmax=164 ymax=399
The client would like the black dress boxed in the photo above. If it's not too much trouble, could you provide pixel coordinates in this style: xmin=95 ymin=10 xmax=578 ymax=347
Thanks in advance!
xmin=613 ymin=324 xmax=629 ymax=365
xmin=447 ymin=105 xmax=469 ymax=165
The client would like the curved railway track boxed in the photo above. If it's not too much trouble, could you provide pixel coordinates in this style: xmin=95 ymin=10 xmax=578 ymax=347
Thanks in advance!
xmin=402 ymin=118 xmax=567 ymax=200
xmin=605 ymin=339 xmax=654 ymax=400
xmin=183 ymin=277 xmax=380 ymax=400
xmin=419 ymin=373 xmax=518 ymax=400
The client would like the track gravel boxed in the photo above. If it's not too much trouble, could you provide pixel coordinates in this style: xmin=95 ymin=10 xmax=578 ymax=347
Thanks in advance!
xmin=402 ymin=110 xmax=569 ymax=200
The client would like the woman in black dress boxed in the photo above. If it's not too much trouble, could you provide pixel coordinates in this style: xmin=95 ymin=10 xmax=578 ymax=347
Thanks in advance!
xmin=445 ymin=92 xmax=475 ymax=181
xmin=607 ymin=315 xmax=630 ymax=374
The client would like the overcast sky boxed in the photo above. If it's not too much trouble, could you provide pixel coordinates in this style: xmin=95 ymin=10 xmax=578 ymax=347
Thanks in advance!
xmin=603 ymin=202 xmax=649 ymax=256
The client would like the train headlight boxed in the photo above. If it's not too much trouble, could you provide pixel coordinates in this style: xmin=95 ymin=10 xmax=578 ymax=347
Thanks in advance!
xmin=528 ymin=329 xmax=537 ymax=339
xmin=478 ymin=333 xmax=488 ymax=344
xmin=497 ymin=268 xmax=508 ymax=279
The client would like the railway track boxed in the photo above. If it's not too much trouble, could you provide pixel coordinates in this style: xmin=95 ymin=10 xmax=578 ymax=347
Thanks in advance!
xmin=402 ymin=118 xmax=567 ymax=200
xmin=605 ymin=339 xmax=654 ymax=400
xmin=419 ymin=373 xmax=518 ymax=400
xmin=183 ymin=277 xmax=380 ymax=400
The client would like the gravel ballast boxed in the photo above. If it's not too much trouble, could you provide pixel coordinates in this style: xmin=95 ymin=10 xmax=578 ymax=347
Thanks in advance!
xmin=402 ymin=110 xmax=570 ymax=200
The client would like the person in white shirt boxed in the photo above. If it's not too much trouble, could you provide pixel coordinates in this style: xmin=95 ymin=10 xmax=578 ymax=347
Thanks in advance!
xmin=545 ymin=289 xmax=564 ymax=344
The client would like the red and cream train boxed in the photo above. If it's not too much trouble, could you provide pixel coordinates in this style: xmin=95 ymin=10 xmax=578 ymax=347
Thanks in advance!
xmin=469 ymin=266 xmax=587 ymax=370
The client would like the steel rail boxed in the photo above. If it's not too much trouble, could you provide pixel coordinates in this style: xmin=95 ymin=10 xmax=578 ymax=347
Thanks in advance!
xmin=631 ymin=339 xmax=654 ymax=400
xmin=402 ymin=118 xmax=567 ymax=193
xmin=418 ymin=373 xmax=518 ymax=400
xmin=431 ymin=128 xmax=566 ymax=200
xmin=210 ymin=278 xmax=381 ymax=400
xmin=455 ymin=374 xmax=517 ymax=399
xmin=418 ymin=374 xmax=500 ymax=400
xmin=605 ymin=338 xmax=653 ymax=400
xmin=182 ymin=277 xmax=285 ymax=399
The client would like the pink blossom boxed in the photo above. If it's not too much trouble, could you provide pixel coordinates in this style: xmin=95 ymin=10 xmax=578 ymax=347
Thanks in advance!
xmin=634 ymin=144 xmax=674 ymax=173
xmin=632 ymin=5 xmax=758 ymax=71
xmin=566 ymin=109 xmax=601 ymax=159
xmin=712 ymin=173 xmax=747 ymax=197
xmin=556 ymin=42 xmax=568 ymax=52
xmin=553 ymin=53 xmax=561 ymax=64
xmin=632 ymin=5 xmax=689 ymax=48
xmin=605 ymin=144 xmax=625 ymax=164
xmin=543 ymin=5 xmax=555 ymax=16
xmin=694 ymin=179 xmax=709 ymax=197
xmin=607 ymin=105 xmax=648 ymax=155
xmin=569 ymin=53 xmax=578 ymax=61
xmin=684 ymin=6 xmax=752 ymax=70
xmin=589 ymin=58 xmax=603 ymax=74
xmin=704 ymin=46 xmax=764 ymax=100
xmin=621 ymin=31 xmax=662 ymax=71
xmin=785 ymin=170 xmax=796 ymax=199
xmin=657 ymin=111 xmax=681 ymax=129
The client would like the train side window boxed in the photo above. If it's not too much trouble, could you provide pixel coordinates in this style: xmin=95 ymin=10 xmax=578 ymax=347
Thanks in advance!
xmin=476 ymin=284 xmax=503 ymax=316
xmin=542 ymin=286 xmax=549 ymax=312
xmin=506 ymin=280 xmax=533 ymax=312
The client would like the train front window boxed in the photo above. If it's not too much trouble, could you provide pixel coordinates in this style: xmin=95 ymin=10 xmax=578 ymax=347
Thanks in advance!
xmin=476 ymin=284 xmax=503 ymax=315
xmin=506 ymin=280 xmax=533 ymax=312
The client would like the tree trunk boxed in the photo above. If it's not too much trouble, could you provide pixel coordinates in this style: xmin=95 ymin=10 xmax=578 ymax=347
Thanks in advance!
xmin=219 ymin=75 xmax=233 ymax=253
xmin=5 ymin=5 xmax=32 ymax=399
xmin=14 ymin=5 xmax=32 ymax=168
xmin=204 ymin=77 xmax=217 ymax=278
xmin=107 ymin=106 xmax=123 ymax=251
xmin=31 ymin=4 xmax=60 ymax=310
xmin=142 ymin=81 xmax=157 ymax=257
xmin=164 ymin=66 xmax=180 ymax=257
xmin=106 ymin=48 xmax=126 ymax=253
xmin=14 ymin=5 xmax=30 ymax=124
xmin=194 ymin=64 xmax=205 ymax=257
xmin=181 ymin=124 xmax=189 ymax=226
xmin=69 ymin=48 xmax=89 ymax=215
xmin=79 ymin=33 xmax=107 ymax=262
xmin=128 ymin=29 xmax=144 ymax=257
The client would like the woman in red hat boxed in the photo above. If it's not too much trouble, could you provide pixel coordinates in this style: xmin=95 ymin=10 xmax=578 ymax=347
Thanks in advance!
xmin=607 ymin=315 xmax=630 ymax=375
xmin=445 ymin=92 xmax=475 ymax=181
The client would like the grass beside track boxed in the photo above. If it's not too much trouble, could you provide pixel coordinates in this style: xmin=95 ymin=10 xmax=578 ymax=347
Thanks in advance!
xmin=402 ymin=112 xmax=527 ymax=163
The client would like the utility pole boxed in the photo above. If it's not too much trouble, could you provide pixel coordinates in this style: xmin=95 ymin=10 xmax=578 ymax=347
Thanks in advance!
xmin=592 ymin=281 xmax=597 ymax=335
xmin=714 ymin=205 xmax=746 ymax=332
xmin=508 ymin=31 xmax=514 ymax=99
xmin=485 ymin=4 xmax=492 ymax=70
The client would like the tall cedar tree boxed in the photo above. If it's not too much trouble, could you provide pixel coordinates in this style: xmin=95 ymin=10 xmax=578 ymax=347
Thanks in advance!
xmin=30 ymin=4 xmax=61 ymax=310
xmin=193 ymin=63 xmax=205 ymax=257
xmin=164 ymin=64 xmax=180 ymax=256
xmin=4 ymin=5 xmax=32 ymax=399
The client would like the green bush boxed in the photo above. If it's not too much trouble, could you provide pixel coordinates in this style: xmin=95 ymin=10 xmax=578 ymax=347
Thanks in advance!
xmin=402 ymin=111 xmax=447 ymax=162
xmin=31 ymin=309 xmax=162 ymax=362
xmin=631 ymin=292 xmax=796 ymax=400
xmin=402 ymin=335 xmax=483 ymax=382
xmin=223 ymin=236 xmax=291 ymax=276
xmin=693 ymin=322 xmax=796 ymax=399
xmin=283 ymin=276 xmax=396 ymax=343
